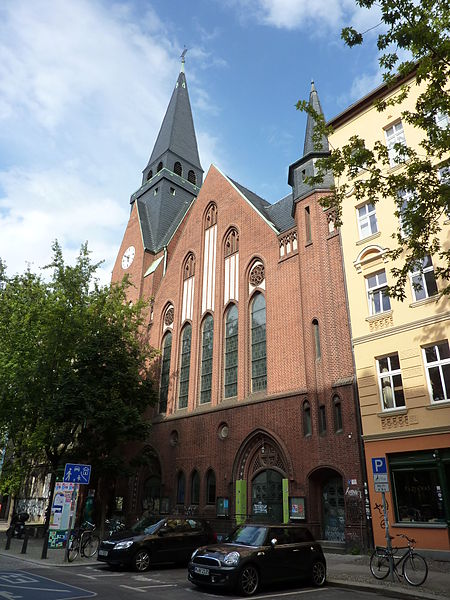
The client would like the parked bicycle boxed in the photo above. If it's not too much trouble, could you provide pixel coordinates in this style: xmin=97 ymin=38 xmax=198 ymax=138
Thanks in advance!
xmin=68 ymin=521 xmax=100 ymax=562
xmin=370 ymin=533 xmax=428 ymax=586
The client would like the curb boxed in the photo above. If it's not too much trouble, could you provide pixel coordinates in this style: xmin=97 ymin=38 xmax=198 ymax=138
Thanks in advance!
xmin=328 ymin=577 xmax=449 ymax=600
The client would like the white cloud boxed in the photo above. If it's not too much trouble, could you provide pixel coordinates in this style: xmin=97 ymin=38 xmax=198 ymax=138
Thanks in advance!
xmin=225 ymin=0 xmax=381 ymax=36
xmin=0 ymin=0 xmax=223 ymax=283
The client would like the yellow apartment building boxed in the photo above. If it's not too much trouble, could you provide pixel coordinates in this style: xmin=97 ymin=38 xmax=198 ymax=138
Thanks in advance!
xmin=328 ymin=75 xmax=450 ymax=553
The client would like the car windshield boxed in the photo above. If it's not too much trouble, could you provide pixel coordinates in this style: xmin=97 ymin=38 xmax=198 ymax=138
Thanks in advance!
xmin=228 ymin=526 xmax=268 ymax=546
xmin=131 ymin=517 xmax=165 ymax=535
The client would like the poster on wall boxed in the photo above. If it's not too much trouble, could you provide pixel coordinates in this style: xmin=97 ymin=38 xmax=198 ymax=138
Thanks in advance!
xmin=49 ymin=482 xmax=79 ymax=531
xmin=289 ymin=497 xmax=306 ymax=520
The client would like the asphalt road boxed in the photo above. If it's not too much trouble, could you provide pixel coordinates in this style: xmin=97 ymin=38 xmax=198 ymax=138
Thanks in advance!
xmin=0 ymin=558 xmax=406 ymax=600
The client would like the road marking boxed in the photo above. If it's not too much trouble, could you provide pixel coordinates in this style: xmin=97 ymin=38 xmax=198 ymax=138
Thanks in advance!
xmin=78 ymin=573 xmax=124 ymax=579
xmin=232 ymin=588 xmax=329 ymax=599
xmin=120 ymin=584 xmax=176 ymax=592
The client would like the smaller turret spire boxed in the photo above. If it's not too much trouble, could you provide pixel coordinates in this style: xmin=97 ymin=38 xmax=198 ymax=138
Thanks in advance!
xmin=303 ymin=80 xmax=329 ymax=156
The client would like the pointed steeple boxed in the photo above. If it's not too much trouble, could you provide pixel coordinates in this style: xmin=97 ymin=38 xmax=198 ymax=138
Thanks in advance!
xmin=303 ymin=80 xmax=329 ymax=156
xmin=130 ymin=56 xmax=204 ymax=255
xmin=142 ymin=56 xmax=203 ymax=185
xmin=288 ymin=80 xmax=333 ymax=205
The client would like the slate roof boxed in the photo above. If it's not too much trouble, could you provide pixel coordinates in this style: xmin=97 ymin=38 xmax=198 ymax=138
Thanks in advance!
xmin=146 ymin=71 xmax=202 ymax=171
xmin=228 ymin=177 xmax=295 ymax=233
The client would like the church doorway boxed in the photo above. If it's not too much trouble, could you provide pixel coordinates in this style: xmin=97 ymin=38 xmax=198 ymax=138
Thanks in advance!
xmin=322 ymin=476 xmax=345 ymax=542
xmin=251 ymin=469 xmax=283 ymax=522
xmin=142 ymin=475 xmax=161 ymax=513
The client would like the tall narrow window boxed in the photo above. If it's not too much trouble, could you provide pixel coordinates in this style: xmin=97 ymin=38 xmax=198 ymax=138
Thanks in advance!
xmin=159 ymin=332 xmax=172 ymax=413
xmin=319 ymin=405 xmax=327 ymax=434
xmin=157 ymin=161 xmax=163 ymax=172
xmin=224 ymin=304 xmax=238 ymax=398
xmin=377 ymin=353 xmax=405 ymax=410
xmin=385 ymin=121 xmax=407 ymax=166
xmin=178 ymin=324 xmax=192 ymax=409
xmin=206 ymin=470 xmax=216 ymax=504
xmin=333 ymin=395 xmax=343 ymax=432
xmin=188 ymin=170 xmax=196 ymax=184
xmin=191 ymin=470 xmax=200 ymax=505
xmin=174 ymin=161 xmax=182 ymax=176
xmin=177 ymin=471 xmax=185 ymax=504
xmin=146 ymin=169 xmax=153 ymax=181
xmin=312 ymin=319 xmax=321 ymax=359
xmin=410 ymin=255 xmax=438 ymax=301
xmin=251 ymin=293 xmax=267 ymax=392
xmin=423 ymin=341 xmax=450 ymax=402
xmin=397 ymin=190 xmax=414 ymax=236
xmin=366 ymin=270 xmax=391 ymax=315
xmin=200 ymin=315 xmax=214 ymax=404
xmin=303 ymin=401 xmax=312 ymax=436
xmin=305 ymin=206 xmax=312 ymax=243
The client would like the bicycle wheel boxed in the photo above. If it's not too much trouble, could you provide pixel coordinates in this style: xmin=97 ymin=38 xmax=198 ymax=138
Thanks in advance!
xmin=68 ymin=535 xmax=80 ymax=562
xmin=82 ymin=532 xmax=100 ymax=558
xmin=370 ymin=551 xmax=390 ymax=579
xmin=402 ymin=553 xmax=428 ymax=586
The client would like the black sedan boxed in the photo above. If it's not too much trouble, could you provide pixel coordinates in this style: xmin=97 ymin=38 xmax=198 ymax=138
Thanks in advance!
xmin=188 ymin=523 xmax=326 ymax=596
xmin=98 ymin=515 xmax=216 ymax=571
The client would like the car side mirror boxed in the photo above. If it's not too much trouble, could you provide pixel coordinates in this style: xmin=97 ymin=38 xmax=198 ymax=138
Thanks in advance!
xmin=270 ymin=538 xmax=278 ymax=548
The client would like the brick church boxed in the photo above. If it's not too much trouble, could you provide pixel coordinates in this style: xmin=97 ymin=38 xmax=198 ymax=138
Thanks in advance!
xmin=112 ymin=59 xmax=369 ymax=548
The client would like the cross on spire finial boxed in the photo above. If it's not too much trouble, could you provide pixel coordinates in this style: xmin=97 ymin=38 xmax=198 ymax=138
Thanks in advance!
xmin=180 ymin=47 xmax=188 ymax=72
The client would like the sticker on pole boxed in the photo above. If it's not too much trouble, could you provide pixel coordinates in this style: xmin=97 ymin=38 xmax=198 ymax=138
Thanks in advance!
xmin=63 ymin=463 xmax=91 ymax=484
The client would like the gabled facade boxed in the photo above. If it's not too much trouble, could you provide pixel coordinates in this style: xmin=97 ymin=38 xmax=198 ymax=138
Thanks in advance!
xmin=112 ymin=68 xmax=368 ymax=548
xmin=329 ymin=75 xmax=450 ymax=552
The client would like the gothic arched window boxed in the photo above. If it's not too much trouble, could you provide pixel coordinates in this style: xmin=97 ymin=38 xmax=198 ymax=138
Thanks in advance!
xmin=183 ymin=253 xmax=195 ymax=280
xmin=191 ymin=470 xmax=200 ymax=505
xmin=159 ymin=332 xmax=172 ymax=413
xmin=312 ymin=319 xmax=321 ymax=359
xmin=206 ymin=470 xmax=216 ymax=504
xmin=205 ymin=203 xmax=217 ymax=228
xmin=251 ymin=293 xmax=266 ymax=393
xmin=224 ymin=228 xmax=239 ymax=257
xmin=174 ymin=161 xmax=182 ymax=176
xmin=303 ymin=400 xmax=312 ymax=436
xmin=178 ymin=324 xmax=192 ymax=409
xmin=157 ymin=161 xmax=163 ymax=172
xmin=224 ymin=304 xmax=238 ymax=398
xmin=176 ymin=471 xmax=185 ymax=504
xmin=146 ymin=169 xmax=153 ymax=181
xmin=333 ymin=395 xmax=343 ymax=432
xmin=200 ymin=315 xmax=214 ymax=404
xmin=188 ymin=170 xmax=196 ymax=184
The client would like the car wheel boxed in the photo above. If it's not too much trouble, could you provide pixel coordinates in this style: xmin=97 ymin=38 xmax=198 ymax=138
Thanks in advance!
xmin=133 ymin=549 xmax=151 ymax=572
xmin=311 ymin=560 xmax=326 ymax=586
xmin=237 ymin=564 xmax=259 ymax=596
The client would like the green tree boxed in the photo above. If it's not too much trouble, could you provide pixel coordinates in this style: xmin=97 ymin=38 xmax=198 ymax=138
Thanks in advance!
xmin=297 ymin=0 xmax=450 ymax=299
xmin=0 ymin=243 xmax=157 ymax=543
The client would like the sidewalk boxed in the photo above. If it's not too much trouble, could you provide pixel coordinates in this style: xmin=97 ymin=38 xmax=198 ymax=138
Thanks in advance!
xmin=0 ymin=533 xmax=449 ymax=600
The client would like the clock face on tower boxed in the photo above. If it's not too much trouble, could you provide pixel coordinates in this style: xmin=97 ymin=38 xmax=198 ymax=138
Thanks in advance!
xmin=121 ymin=246 xmax=135 ymax=269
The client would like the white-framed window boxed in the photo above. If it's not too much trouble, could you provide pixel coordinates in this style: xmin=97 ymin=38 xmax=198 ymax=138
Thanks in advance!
xmin=377 ymin=353 xmax=405 ymax=410
xmin=423 ymin=341 xmax=450 ymax=403
xmin=438 ymin=166 xmax=450 ymax=218
xmin=357 ymin=202 xmax=378 ymax=239
xmin=397 ymin=190 xmax=414 ymax=236
xmin=385 ymin=121 xmax=407 ymax=167
xmin=366 ymin=270 xmax=391 ymax=315
xmin=410 ymin=255 xmax=438 ymax=301
xmin=436 ymin=111 xmax=450 ymax=129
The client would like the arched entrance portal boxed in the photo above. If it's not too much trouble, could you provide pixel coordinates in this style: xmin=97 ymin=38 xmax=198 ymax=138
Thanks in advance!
xmin=322 ymin=477 xmax=345 ymax=542
xmin=234 ymin=431 xmax=292 ymax=523
xmin=309 ymin=467 xmax=345 ymax=542
xmin=139 ymin=446 xmax=162 ymax=514
xmin=252 ymin=469 xmax=283 ymax=522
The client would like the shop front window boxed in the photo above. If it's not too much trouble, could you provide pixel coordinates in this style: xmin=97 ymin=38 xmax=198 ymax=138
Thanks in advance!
xmin=392 ymin=468 xmax=445 ymax=523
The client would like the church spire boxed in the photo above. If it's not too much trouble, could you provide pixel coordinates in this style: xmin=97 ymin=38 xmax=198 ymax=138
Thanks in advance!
xmin=288 ymin=80 xmax=333 ymax=204
xmin=303 ymin=80 xmax=329 ymax=156
xmin=142 ymin=53 xmax=203 ymax=185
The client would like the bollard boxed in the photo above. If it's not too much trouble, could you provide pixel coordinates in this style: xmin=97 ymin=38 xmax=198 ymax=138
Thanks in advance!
xmin=21 ymin=530 xmax=29 ymax=554
xmin=5 ymin=530 xmax=12 ymax=550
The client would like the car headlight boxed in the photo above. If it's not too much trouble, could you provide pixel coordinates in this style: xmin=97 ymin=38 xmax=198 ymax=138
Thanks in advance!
xmin=223 ymin=551 xmax=240 ymax=566
xmin=114 ymin=540 xmax=134 ymax=550
xmin=191 ymin=549 xmax=199 ymax=560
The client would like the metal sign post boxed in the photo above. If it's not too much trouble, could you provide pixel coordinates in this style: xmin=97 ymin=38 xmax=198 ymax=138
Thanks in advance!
xmin=372 ymin=457 xmax=394 ymax=582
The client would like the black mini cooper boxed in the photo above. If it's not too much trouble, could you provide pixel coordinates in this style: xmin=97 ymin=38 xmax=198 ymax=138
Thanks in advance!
xmin=188 ymin=523 xmax=326 ymax=596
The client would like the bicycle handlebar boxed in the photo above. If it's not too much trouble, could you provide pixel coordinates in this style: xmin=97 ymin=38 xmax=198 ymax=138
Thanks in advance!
xmin=397 ymin=533 xmax=416 ymax=545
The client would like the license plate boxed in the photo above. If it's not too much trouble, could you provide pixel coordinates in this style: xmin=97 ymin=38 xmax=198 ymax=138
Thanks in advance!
xmin=98 ymin=549 xmax=108 ymax=557
xmin=194 ymin=566 xmax=209 ymax=576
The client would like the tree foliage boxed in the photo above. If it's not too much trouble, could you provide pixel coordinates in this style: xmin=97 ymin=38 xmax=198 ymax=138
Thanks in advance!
xmin=0 ymin=242 xmax=157 ymax=497
xmin=297 ymin=0 xmax=450 ymax=299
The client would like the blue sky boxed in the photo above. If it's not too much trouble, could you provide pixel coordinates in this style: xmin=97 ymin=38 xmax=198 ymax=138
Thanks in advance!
xmin=0 ymin=0 xmax=383 ymax=283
